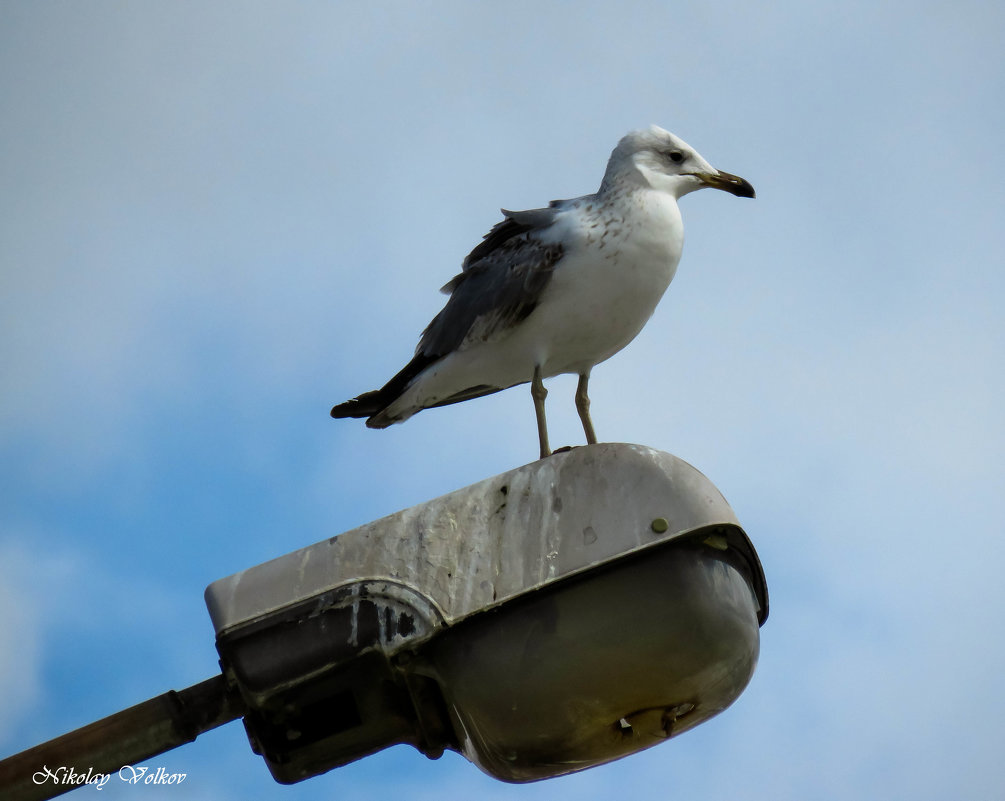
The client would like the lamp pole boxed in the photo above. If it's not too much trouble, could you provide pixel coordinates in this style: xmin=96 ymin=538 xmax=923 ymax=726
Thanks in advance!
xmin=0 ymin=675 xmax=244 ymax=801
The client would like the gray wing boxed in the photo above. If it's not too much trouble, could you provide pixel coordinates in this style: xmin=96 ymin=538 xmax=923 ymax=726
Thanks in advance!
xmin=331 ymin=203 xmax=569 ymax=424
xmin=418 ymin=205 xmax=565 ymax=357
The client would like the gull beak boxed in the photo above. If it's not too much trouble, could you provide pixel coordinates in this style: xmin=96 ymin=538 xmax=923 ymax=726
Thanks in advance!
xmin=694 ymin=170 xmax=756 ymax=198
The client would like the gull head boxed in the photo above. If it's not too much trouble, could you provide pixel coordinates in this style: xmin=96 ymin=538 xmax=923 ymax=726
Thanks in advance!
xmin=601 ymin=125 xmax=755 ymax=200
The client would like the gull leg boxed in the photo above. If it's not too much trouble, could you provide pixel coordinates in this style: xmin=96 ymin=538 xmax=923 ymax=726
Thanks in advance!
xmin=576 ymin=372 xmax=598 ymax=445
xmin=532 ymin=365 xmax=551 ymax=459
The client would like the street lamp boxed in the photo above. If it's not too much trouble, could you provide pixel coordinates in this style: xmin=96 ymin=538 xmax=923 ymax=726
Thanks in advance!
xmin=208 ymin=442 xmax=768 ymax=783
xmin=0 ymin=443 xmax=767 ymax=798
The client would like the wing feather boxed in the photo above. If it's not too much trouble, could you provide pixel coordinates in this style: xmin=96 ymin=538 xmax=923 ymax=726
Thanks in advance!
xmin=331 ymin=203 xmax=568 ymax=425
xmin=419 ymin=206 xmax=564 ymax=356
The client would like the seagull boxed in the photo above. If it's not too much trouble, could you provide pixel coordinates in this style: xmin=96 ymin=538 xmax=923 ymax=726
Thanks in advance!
xmin=331 ymin=125 xmax=754 ymax=458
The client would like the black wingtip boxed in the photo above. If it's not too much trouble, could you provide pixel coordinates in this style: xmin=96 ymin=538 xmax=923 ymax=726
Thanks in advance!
xmin=331 ymin=354 xmax=438 ymax=424
xmin=331 ymin=396 xmax=372 ymax=419
xmin=330 ymin=384 xmax=397 ymax=420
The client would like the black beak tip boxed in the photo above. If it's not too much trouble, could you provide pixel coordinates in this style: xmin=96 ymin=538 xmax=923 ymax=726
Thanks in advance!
xmin=728 ymin=175 xmax=756 ymax=198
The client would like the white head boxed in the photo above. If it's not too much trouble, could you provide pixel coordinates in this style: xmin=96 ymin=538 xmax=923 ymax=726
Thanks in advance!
xmin=600 ymin=125 xmax=755 ymax=200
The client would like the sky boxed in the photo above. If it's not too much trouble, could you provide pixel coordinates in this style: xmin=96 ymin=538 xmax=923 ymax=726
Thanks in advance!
xmin=1 ymin=1 xmax=1003 ymax=799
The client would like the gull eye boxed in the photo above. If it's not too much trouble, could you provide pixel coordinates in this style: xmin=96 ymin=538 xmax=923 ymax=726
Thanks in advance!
xmin=668 ymin=150 xmax=685 ymax=164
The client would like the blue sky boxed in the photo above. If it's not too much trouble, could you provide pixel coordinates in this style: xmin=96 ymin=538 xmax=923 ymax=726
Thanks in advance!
xmin=2 ymin=2 xmax=1003 ymax=799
